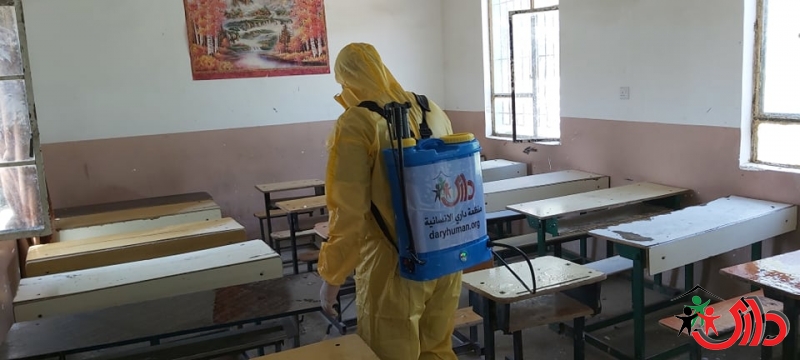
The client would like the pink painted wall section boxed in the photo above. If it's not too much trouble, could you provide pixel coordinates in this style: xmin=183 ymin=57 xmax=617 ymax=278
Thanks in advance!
xmin=448 ymin=110 xmax=800 ymax=296
xmin=41 ymin=121 xmax=336 ymax=239
xmin=35 ymin=110 xmax=800 ymax=297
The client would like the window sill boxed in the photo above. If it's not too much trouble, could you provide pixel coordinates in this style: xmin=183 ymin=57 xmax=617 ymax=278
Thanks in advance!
xmin=740 ymin=162 xmax=800 ymax=175
xmin=485 ymin=135 xmax=561 ymax=146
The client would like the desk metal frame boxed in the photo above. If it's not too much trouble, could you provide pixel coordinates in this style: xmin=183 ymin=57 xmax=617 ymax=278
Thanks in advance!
xmin=526 ymin=196 xmax=684 ymax=289
xmin=277 ymin=188 xmax=325 ymax=275
xmin=471 ymin=283 xmax=602 ymax=360
xmin=759 ymin=289 xmax=799 ymax=360
xmin=521 ymin=195 xmax=732 ymax=360
xmin=260 ymin=184 xmax=324 ymax=255
xmin=12 ymin=305 xmax=322 ymax=360
xmin=585 ymin=240 xmax=764 ymax=360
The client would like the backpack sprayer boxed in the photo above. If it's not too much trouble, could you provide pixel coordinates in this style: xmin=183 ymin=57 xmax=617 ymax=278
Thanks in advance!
xmin=365 ymin=100 xmax=537 ymax=291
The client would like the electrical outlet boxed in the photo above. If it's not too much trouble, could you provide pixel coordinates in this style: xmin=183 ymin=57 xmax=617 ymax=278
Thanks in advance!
xmin=620 ymin=86 xmax=630 ymax=100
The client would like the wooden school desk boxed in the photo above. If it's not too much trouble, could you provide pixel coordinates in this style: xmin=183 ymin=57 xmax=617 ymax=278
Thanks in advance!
xmin=275 ymin=195 xmax=327 ymax=274
xmin=1 ymin=272 xmax=326 ymax=359
xmin=54 ymin=192 xmax=221 ymax=242
xmin=721 ymin=249 xmax=800 ymax=360
xmin=507 ymin=182 xmax=688 ymax=261
xmin=589 ymin=196 xmax=796 ymax=360
xmin=462 ymin=256 xmax=606 ymax=360
xmin=13 ymin=240 xmax=282 ymax=322
xmin=255 ymin=179 xmax=324 ymax=247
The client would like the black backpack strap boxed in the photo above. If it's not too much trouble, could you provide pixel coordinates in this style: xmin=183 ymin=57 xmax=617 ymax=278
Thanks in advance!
xmin=371 ymin=202 xmax=398 ymax=252
xmin=356 ymin=102 xmax=407 ymax=254
xmin=358 ymin=101 xmax=387 ymax=119
xmin=412 ymin=93 xmax=433 ymax=139
xmin=358 ymin=100 xmax=418 ymax=139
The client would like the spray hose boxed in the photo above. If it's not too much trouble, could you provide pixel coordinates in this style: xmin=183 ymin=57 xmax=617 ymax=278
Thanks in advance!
xmin=488 ymin=241 xmax=537 ymax=294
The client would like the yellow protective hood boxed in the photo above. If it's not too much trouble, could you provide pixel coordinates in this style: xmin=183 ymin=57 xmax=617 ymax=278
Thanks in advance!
xmin=333 ymin=43 xmax=408 ymax=108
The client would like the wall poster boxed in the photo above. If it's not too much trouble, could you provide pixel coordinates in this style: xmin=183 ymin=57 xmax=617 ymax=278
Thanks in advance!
xmin=183 ymin=0 xmax=330 ymax=80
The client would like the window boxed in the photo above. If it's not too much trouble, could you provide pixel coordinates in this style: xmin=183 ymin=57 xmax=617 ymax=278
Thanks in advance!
xmin=485 ymin=0 xmax=560 ymax=142
xmin=750 ymin=0 xmax=800 ymax=168
xmin=0 ymin=0 xmax=51 ymax=241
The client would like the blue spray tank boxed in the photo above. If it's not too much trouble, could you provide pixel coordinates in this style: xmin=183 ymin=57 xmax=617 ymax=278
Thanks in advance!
xmin=385 ymin=133 xmax=491 ymax=281
xmin=378 ymin=101 xmax=537 ymax=286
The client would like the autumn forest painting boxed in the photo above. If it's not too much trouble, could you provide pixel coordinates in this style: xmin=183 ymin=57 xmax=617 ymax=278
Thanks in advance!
xmin=184 ymin=0 xmax=329 ymax=80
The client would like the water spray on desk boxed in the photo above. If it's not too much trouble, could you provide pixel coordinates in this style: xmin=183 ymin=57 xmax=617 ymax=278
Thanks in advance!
xmin=373 ymin=101 xmax=536 ymax=292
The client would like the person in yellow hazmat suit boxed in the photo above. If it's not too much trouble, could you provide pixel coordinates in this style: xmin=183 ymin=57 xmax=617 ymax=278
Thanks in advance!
xmin=318 ymin=42 xmax=462 ymax=360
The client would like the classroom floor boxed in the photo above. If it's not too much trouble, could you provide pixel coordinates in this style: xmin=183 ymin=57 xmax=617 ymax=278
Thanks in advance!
xmin=57 ymin=262 xmax=777 ymax=360
xmin=244 ymin=265 xmax=775 ymax=360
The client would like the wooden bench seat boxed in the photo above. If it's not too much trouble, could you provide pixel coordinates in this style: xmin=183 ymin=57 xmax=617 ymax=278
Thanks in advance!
xmin=255 ymin=209 xmax=289 ymax=219
xmin=451 ymin=306 xmax=484 ymax=354
xmin=271 ymin=229 xmax=318 ymax=241
xmin=508 ymin=293 xmax=594 ymax=333
xmin=297 ymin=249 xmax=320 ymax=263
xmin=13 ymin=240 xmax=282 ymax=322
xmin=276 ymin=195 xmax=327 ymax=215
xmin=584 ymin=256 xmax=633 ymax=276
xmin=270 ymin=213 xmax=327 ymax=272
xmin=659 ymin=289 xmax=783 ymax=336
xmin=25 ymin=217 xmax=248 ymax=277
xmin=256 ymin=179 xmax=325 ymax=194
xmin=502 ymin=293 xmax=595 ymax=360
xmin=314 ymin=222 xmax=329 ymax=240
xmin=54 ymin=198 xmax=222 ymax=242
xmin=271 ymin=215 xmax=327 ymax=254
xmin=295 ymin=214 xmax=328 ymax=228
xmin=294 ymin=248 xmax=321 ymax=272
xmin=254 ymin=205 xmax=317 ymax=220
xmin=270 ymin=213 xmax=327 ymax=239
xmin=454 ymin=307 xmax=483 ymax=328
xmin=269 ymin=194 xmax=321 ymax=206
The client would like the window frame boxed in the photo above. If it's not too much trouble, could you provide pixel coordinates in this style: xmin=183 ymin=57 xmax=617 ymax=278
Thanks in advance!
xmin=749 ymin=0 xmax=800 ymax=169
xmin=0 ymin=0 xmax=52 ymax=241
xmin=508 ymin=6 xmax=560 ymax=143
xmin=485 ymin=0 xmax=561 ymax=143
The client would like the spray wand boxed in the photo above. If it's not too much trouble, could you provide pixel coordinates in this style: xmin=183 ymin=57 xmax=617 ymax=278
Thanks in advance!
xmin=384 ymin=102 xmax=425 ymax=267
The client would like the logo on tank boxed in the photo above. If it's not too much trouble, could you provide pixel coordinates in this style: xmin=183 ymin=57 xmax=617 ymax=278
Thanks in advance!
xmin=432 ymin=171 xmax=475 ymax=208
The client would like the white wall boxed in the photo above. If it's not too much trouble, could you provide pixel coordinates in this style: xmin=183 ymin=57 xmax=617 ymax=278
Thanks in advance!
xmin=442 ymin=0 xmax=756 ymax=128
xmin=442 ymin=0 xmax=485 ymax=112
xmin=560 ymin=0 xmax=749 ymax=128
xmin=24 ymin=0 xmax=445 ymax=144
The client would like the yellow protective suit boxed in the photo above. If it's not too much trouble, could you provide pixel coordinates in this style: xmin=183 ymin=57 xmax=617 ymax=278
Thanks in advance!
xmin=318 ymin=43 xmax=462 ymax=360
